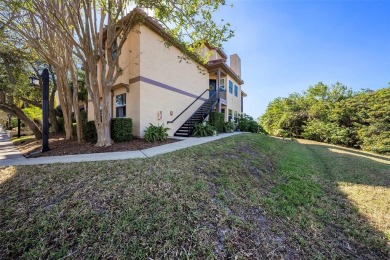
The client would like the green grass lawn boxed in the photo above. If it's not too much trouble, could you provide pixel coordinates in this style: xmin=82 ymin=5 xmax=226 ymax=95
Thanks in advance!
xmin=11 ymin=135 xmax=36 ymax=146
xmin=1 ymin=134 xmax=389 ymax=258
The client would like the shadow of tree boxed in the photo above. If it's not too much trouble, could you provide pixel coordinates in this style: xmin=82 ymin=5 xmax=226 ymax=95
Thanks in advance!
xmin=0 ymin=134 xmax=389 ymax=259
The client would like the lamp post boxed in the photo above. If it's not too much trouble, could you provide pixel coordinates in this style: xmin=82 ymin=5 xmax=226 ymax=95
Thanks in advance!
xmin=29 ymin=68 xmax=50 ymax=153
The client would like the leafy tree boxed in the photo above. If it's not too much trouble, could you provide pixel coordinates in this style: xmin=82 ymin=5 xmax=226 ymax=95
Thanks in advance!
xmin=238 ymin=114 xmax=259 ymax=133
xmin=11 ymin=0 xmax=233 ymax=147
xmin=260 ymin=82 xmax=390 ymax=154
xmin=1 ymin=2 xmax=83 ymax=141
xmin=0 ymin=25 xmax=42 ymax=139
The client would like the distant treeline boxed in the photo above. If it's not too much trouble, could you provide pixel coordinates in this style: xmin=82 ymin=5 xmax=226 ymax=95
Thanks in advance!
xmin=259 ymin=82 xmax=390 ymax=154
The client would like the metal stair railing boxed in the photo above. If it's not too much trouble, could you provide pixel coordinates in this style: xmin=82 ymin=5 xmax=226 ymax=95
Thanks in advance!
xmin=184 ymin=91 xmax=219 ymax=136
xmin=167 ymin=89 xmax=209 ymax=124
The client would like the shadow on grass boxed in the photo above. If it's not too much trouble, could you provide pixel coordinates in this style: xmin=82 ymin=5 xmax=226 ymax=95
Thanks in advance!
xmin=0 ymin=134 xmax=389 ymax=258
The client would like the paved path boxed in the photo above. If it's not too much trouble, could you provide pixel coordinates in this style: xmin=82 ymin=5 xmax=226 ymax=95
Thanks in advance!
xmin=0 ymin=132 xmax=244 ymax=167
xmin=0 ymin=134 xmax=28 ymax=166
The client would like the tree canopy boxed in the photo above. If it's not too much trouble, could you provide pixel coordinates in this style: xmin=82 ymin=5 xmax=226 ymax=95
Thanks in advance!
xmin=1 ymin=0 xmax=233 ymax=146
xmin=260 ymin=82 xmax=390 ymax=154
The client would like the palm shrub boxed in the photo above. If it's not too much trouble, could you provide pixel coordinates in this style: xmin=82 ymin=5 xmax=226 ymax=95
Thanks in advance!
xmin=144 ymin=123 xmax=170 ymax=142
xmin=192 ymin=122 xmax=215 ymax=137
xmin=224 ymin=121 xmax=234 ymax=133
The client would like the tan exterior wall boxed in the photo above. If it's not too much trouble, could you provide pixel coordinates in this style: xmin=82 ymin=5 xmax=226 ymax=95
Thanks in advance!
xmin=208 ymin=73 xmax=242 ymax=122
xmin=225 ymin=75 xmax=242 ymax=121
xmin=115 ymin=27 xmax=141 ymax=85
xmin=87 ymin=27 xmax=141 ymax=135
xmin=198 ymin=46 xmax=224 ymax=62
xmin=112 ymin=82 xmax=141 ymax=136
xmin=139 ymin=83 xmax=206 ymax=137
xmin=138 ymin=25 xmax=209 ymax=137
xmin=87 ymin=23 xmax=243 ymax=138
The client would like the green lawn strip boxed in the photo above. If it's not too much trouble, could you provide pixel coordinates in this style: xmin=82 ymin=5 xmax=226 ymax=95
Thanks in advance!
xmin=1 ymin=134 xmax=389 ymax=258
xmin=11 ymin=135 xmax=36 ymax=146
xmin=260 ymin=137 xmax=389 ymax=258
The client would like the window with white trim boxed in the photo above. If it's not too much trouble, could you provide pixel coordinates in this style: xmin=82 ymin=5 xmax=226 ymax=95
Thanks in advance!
xmin=116 ymin=93 xmax=126 ymax=117
xmin=234 ymin=111 xmax=238 ymax=123
xmin=219 ymin=78 xmax=225 ymax=90
xmin=228 ymin=109 xmax=233 ymax=122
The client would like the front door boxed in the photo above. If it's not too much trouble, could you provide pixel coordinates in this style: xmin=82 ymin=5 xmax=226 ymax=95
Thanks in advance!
xmin=209 ymin=79 xmax=216 ymax=98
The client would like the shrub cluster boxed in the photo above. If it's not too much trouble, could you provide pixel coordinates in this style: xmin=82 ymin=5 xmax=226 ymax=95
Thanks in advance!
xmin=209 ymin=112 xmax=224 ymax=133
xmin=144 ymin=123 xmax=169 ymax=142
xmin=224 ymin=121 xmax=234 ymax=133
xmin=260 ymin=82 xmax=390 ymax=154
xmin=83 ymin=118 xmax=133 ymax=143
xmin=192 ymin=122 xmax=215 ymax=137
xmin=83 ymin=121 xmax=98 ymax=143
xmin=111 ymin=118 xmax=133 ymax=142
xmin=238 ymin=114 xmax=259 ymax=133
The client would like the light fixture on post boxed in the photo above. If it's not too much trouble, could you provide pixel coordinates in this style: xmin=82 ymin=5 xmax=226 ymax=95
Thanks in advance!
xmin=29 ymin=68 xmax=50 ymax=153
xmin=29 ymin=75 xmax=39 ymax=86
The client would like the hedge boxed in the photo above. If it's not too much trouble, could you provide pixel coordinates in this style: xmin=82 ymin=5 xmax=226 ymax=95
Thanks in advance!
xmin=111 ymin=118 xmax=133 ymax=142
xmin=209 ymin=112 xmax=224 ymax=133
xmin=83 ymin=121 xmax=98 ymax=143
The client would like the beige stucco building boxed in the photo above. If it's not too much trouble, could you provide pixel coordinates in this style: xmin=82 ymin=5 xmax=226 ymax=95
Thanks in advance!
xmin=88 ymin=10 xmax=245 ymax=137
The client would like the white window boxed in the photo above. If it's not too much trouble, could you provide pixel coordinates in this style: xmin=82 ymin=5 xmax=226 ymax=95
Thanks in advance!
xmin=219 ymin=78 xmax=225 ymax=90
xmin=234 ymin=111 xmax=238 ymax=123
xmin=228 ymin=109 xmax=233 ymax=122
xmin=116 ymin=93 xmax=126 ymax=117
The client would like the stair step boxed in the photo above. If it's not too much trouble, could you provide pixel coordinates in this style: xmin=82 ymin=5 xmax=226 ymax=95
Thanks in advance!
xmin=176 ymin=129 xmax=190 ymax=133
xmin=174 ymin=132 xmax=190 ymax=137
xmin=174 ymin=97 xmax=219 ymax=136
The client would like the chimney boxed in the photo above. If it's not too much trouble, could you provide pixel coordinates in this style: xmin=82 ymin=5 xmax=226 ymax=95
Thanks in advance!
xmin=230 ymin=54 xmax=241 ymax=78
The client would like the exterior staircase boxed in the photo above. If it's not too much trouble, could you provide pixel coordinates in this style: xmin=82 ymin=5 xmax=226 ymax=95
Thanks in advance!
xmin=173 ymin=91 xmax=218 ymax=137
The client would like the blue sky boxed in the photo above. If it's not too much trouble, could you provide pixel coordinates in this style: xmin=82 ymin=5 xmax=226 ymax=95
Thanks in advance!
xmin=214 ymin=0 xmax=390 ymax=119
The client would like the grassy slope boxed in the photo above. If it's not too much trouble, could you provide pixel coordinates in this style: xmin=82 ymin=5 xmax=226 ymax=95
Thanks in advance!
xmin=0 ymin=134 xmax=389 ymax=259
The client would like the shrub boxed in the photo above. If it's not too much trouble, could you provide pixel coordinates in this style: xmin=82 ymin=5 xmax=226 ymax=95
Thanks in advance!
xmin=144 ymin=123 xmax=170 ymax=142
xmin=302 ymin=119 xmax=353 ymax=146
xmin=83 ymin=121 xmax=97 ymax=143
xmin=9 ymin=117 xmax=18 ymax=129
xmin=192 ymin=122 xmax=215 ymax=137
xmin=357 ymin=123 xmax=390 ymax=154
xmin=111 ymin=118 xmax=133 ymax=142
xmin=72 ymin=123 xmax=77 ymax=138
xmin=238 ymin=114 xmax=259 ymax=133
xmin=22 ymin=105 xmax=42 ymax=122
xmin=224 ymin=121 xmax=234 ymax=133
xmin=57 ymin=117 xmax=64 ymax=132
xmin=209 ymin=112 xmax=224 ymax=133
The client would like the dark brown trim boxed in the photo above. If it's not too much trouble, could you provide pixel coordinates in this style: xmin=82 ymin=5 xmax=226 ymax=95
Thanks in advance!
xmin=129 ymin=76 xmax=207 ymax=101
xmin=206 ymin=59 xmax=244 ymax=85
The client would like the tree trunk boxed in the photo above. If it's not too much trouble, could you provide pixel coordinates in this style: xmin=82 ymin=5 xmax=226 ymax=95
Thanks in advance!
xmin=56 ymin=69 xmax=73 ymax=139
xmin=91 ymin=82 xmax=113 ymax=147
xmin=48 ymin=66 xmax=60 ymax=133
xmin=69 ymin=64 xmax=82 ymax=142
xmin=0 ymin=104 xmax=42 ymax=139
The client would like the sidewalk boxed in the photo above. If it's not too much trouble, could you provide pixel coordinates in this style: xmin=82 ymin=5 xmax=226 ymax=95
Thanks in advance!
xmin=0 ymin=132 xmax=244 ymax=167
xmin=0 ymin=134 xmax=28 ymax=166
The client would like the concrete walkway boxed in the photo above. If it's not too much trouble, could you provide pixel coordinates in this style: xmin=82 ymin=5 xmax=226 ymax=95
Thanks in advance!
xmin=0 ymin=134 xmax=28 ymax=166
xmin=0 ymin=132 xmax=244 ymax=167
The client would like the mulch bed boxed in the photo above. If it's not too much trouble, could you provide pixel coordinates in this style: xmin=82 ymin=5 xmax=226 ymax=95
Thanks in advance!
xmin=15 ymin=134 xmax=181 ymax=158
